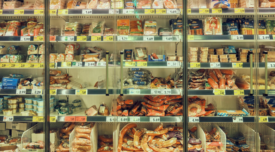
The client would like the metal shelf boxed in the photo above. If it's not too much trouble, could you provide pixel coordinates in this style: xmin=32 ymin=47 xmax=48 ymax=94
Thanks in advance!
xmin=0 ymin=36 xmax=44 ymax=42
xmin=187 ymin=8 xmax=254 ymax=15
xmin=189 ymin=116 xmax=255 ymax=123
xmin=188 ymin=90 xmax=250 ymax=96
xmin=188 ymin=62 xmax=251 ymax=69
xmin=118 ymin=61 xmax=181 ymax=68
xmin=0 ymin=9 xmax=45 ymax=16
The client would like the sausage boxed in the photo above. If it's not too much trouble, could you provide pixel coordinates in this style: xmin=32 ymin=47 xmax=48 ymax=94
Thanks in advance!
xmin=149 ymin=144 xmax=174 ymax=152
xmin=146 ymin=108 xmax=165 ymax=116
xmin=213 ymin=69 xmax=223 ymax=79
xmin=72 ymin=147 xmax=86 ymax=152
xmin=134 ymin=130 xmax=145 ymax=148
xmin=156 ymin=138 xmax=177 ymax=148
xmin=226 ymin=78 xmax=234 ymax=87
xmin=118 ymin=123 xmax=137 ymax=152
xmin=73 ymin=145 xmax=91 ymax=151
xmin=219 ymin=77 xmax=226 ymax=89
xmin=141 ymin=134 xmax=153 ymax=152
xmin=148 ymin=123 xmax=163 ymax=142
xmin=61 ymin=123 xmax=75 ymax=133
xmin=75 ymin=133 xmax=90 ymax=140
xmin=141 ymin=102 xmax=169 ymax=112
xmin=99 ymin=135 xmax=113 ymax=143
xmin=72 ymin=138 xmax=91 ymax=146
xmin=122 ymin=143 xmax=142 ymax=151
xmin=75 ymin=126 xmax=91 ymax=134
xmin=220 ymin=69 xmax=234 ymax=75
xmin=59 ymin=143 xmax=69 ymax=152
xmin=169 ymin=105 xmax=183 ymax=115
xmin=146 ymin=128 xmax=169 ymax=136
xmin=144 ymin=98 xmax=164 ymax=107
xmin=97 ymin=146 xmax=113 ymax=151
xmin=208 ymin=70 xmax=218 ymax=82
xmin=127 ymin=129 xmax=134 ymax=138
xmin=207 ymin=77 xmax=218 ymax=89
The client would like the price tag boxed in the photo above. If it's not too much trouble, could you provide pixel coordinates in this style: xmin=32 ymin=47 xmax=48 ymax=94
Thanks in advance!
xmin=75 ymin=116 xmax=87 ymax=122
xmin=91 ymin=36 xmax=101 ymax=41
xmin=187 ymin=9 xmax=191 ymax=14
xmin=212 ymin=8 xmax=222 ymax=13
xmin=129 ymin=117 xmax=140 ymax=122
xmin=50 ymin=36 xmax=56 ymax=41
xmin=50 ymin=89 xmax=57 ymax=95
xmin=137 ymin=62 xmax=147 ymax=67
xmin=234 ymin=90 xmax=244 ymax=95
xmin=50 ymin=116 xmax=57 ymax=122
xmin=0 ymin=63 xmax=10 ymax=68
xmin=150 ymin=117 xmax=160 ymax=122
xmin=258 ymin=35 xmax=270 ymax=40
xmin=33 ymin=63 xmax=40 ymax=68
xmin=235 ymin=8 xmax=245 ymax=13
xmin=82 ymin=9 xmax=92 ymax=14
xmin=20 ymin=63 xmax=26 ymax=68
xmin=125 ymin=62 xmax=136 ymax=66
xmin=156 ymin=9 xmax=166 ymax=14
xmin=233 ymin=117 xmax=243 ymax=123
xmin=20 ymin=36 xmax=31 ymax=41
xmin=231 ymin=35 xmax=244 ymax=40
xmin=109 ymin=9 xmax=119 ymax=14
xmin=61 ymin=62 xmax=71 ymax=67
xmin=14 ymin=10 xmax=24 ymax=15
xmin=58 ymin=9 xmax=68 ymax=15
xmin=104 ymin=36 xmax=113 ymax=41
xmin=163 ymin=36 xmax=173 ymax=41
xmin=39 ymin=63 xmax=44 ymax=68
xmin=50 ymin=9 xmax=57 ymax=15
xmin=232 ymin=63 xmax=243 ymax=68
xmin=129 ymin=89 xmax=140 ymax=95
xmin=65 ymin=36 xmax=74 ymax=41
xmin=64 ymin=116 xmax=76 ymax=122
xmin=3 ymin=116 xmax=13 ymax=122
xmin=162 ymin=89 xmax=172 ymax=95
xmin=34 ymin=10 xmax=44 ymax=15
xmin=117 ymin=36 xmax=128 ymax=41
xmin=190 ymin=62 xmax=201 ymax=68
xmin=213 ymin=89 xmax=226 ymax=95
xmin=145 ymin=9 xmax=155 ymax=14
xmin=151 ymin=89 xmax=162 ymax=95
xmin=123 ymin=9 xmax=134 ymax=14
xmin=259 ymin=117 xmax=268 ymax=122
xmin=167 ymin=61 xmax=180 ymax=67
xmin=16 ymin=89 xmax=26 ymax=95
xmin=10 ymin=63 xmax=15 ymax=68
xmin=32 ymin=116 xmax=44 ymax=122
xmin=188 ymin=35 xmax=194 ymax=40
xmin=199 ymin=8 xmax=209 ymax=14
xmin=49 ymin=63 xmax=55 ymax=68
xmin=72 ymin=62 xmax=83 ymax=67
xmin=77 ymin=36 xmax=87 ymax=41
xmin=76 ymin=89 xmax=87 ymax=95
xmin=143 ymin=36 xmax=154 ymax=41
xmin=167 ymin=9 xmax=179 ymax=14
xmin=268 ymin=63 xmax=275 ymax=68
xmin=34 ymin=36 xmax=44 ymax=41
xmin=273 ymin=35 xmax=275 ymax=40
xmin=97 ymin=62 xmax=106 ymax=66
xmin=118 ymin=117 xmax=128 ymax=122
xmin=210 ymin=62 xmax=221 ymax=68
xmin=106 ymin=116 xmax=117 ymax=122
xmin=31 ymin=89 xmax=43 ymax=95
xmin=0 ymin=10 xmax=2 ymax=15
xmin=189 ymin=117 xmax=200 ymax=123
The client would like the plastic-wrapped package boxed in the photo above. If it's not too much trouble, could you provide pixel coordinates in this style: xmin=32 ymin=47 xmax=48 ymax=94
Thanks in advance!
xmin=210 ymin=0 xmax=230 ymax=8
xmin=10 ymin=55 xmax=23 ymax=63
xmin=104 ymin=28 xmax=114 ymax=35
xmin=98 ymin=103 xmax=109 ymax=116
xmin=239 ymin=0 xmax=254 ymax=8
xmin=8 ymin=45 xmax=20 ymax=55
xmin=27 ymin=44 xmax=39 ymax=55
xmin=85 ymin=105 xmax=97 ymax=116
xmin=97 ymin=0 xmax=111 ymax=8
xmin=64 ymin=22 xmax=81 ymax=36
xmin=90 ymin=21 xmax=105 ymax=36
xmin=50 ymin=0 xmax=66 ymax=9
xmin=65 ymin=54 xmax=74 ymax=62
xmin=137 ymin=0 xmax=152 ymax=8
xmin=34 ymin=0 xmax=44 ymax=9
xmin=39 ymin=44 xmax=45 ymax=54
xmin=111 ymin=0 xmax=124 ymax=8
xmin=117 ymin=19 xmax=130 ymax=35
xmin=0 ymin=46 xmax=7 ymax=55
xmin=152 ymin=0 xmax=163 ymax=8
xmin=158 ymin=28 xmax=172 ymax=35
xmin=65 ymin=43 xmax=80 ymax=55
xmin=50 ymin=53 xmax=57 ymax=63
xmin=188 ymin=19 xmax=203 ymax=35
xmin=39 ymin=55 xmax=44 ymax=63
xmin=3 ymin=1 xmax=22 ymax=9
xmin=258 ymin=20 xmax=267 ymax=35
xmin=164 ymin=0 xmax=177 ymax=8
xmin=144 ymin=20 xmax=157 ymax=36
xmin=88 ymin=0 xmax=98 ymax=8
xmin=204 ymin=17 xmax=223 ymax=35
xmin=0 ymin=55 xmax=10 ymax=63
xmin=130 ymin=20 xmax=143 ymax=36
xmin=170 ymin=18 xmax=183 ymax=35
xmin=56 ymin=54 xmax=66 ymax=62
xmin=27 ymin=55 xmax=39 ymax=63
xmin=133 ymin=47 xmax=148 ymax=61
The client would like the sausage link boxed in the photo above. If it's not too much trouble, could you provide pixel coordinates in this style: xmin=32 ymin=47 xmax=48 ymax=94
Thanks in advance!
xmin=146 ymin=128 xmax=168 ymax=136
xmin=148 ymin=123 xmax=163 ymax=143
xmin=118 ymin=123 xmax=137 ymax=152
xmin=99 ymin=135 xmax=113 ymax=143
xmin=141 ymin=134 xmax=153 ymax=152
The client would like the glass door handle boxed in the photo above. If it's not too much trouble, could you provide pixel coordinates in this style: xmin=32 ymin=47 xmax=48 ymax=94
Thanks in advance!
xmin=120 ymin=51 xmax=124 ymax=96
xmin=106 ymin=51 xmax=109 ymax=96
xmin=264 ymin=51 xmax=268 ymax=96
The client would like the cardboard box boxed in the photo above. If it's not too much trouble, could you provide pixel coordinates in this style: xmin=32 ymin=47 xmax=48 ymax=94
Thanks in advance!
xmin=31 ymin=132 xmax=58 ymax=152
xmin=0 ymin=145 xmax=18 ymax=152
xmin=0 ymin=123 xmax=5 ymax=130
xmin=0 ymin=130 xmax=10 ymax=136
xmin=11 ymin=130 xmax=24 ymax=138
xmin=6 ymin=123 xmax=30 ymax=131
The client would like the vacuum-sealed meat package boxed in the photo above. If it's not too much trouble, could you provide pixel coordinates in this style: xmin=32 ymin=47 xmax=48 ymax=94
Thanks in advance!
xmin=144 ymin=20 xmax=157 ymax=36
xmin=130 ymin=20 xmax=143 ymax=36
xmin=164 ymin=0 xmax=177 ymax=8
xmin=117 ymin=19 xmax=130 ymax=35
xmin=88 ymin=0 xmax=98 ymax=8
xmin=137 ymin=0 xmax=152 ymax=8
xmin=50 ymin=0 xmax=66 ymax=9
xmin=152 ymin=0 xmax=164 ymax=8
xmin=204 ymin=17 xmax=223 ymax=35
xmin=97 ymin=0 xmax=111 ymax=8
xmin=90 ymin=21 xmax=105 ymax=36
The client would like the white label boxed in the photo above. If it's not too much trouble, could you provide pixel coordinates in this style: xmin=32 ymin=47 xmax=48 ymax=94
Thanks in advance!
xmin=3 ymin=116 xmax=13 ymax=122
xmin=167 ymin=9 xmax=179 ymax=14
xmin=72 ymin=62 xmax=82 ymax=67
xmin=97 ymin=62 xmax=106 ymax=66
xmin=233 ymin=117 xmax=243 ymax=123
xmin=231 ymin=35 xmax=244 ymax=40
xmin=129 ymin=117 xmax=140 ymax=122
xmin=82 ymin=9 xmax=92 ymax=14
xmin=129 ymin=89 xmax=140 ymax=95
xmin=268 ymin=62 xmax=275 ymax=68
xmin=20 ymin=36 xmax=31 ymax=41
xmin=65 ymin=36 xmax=74 ymax=41
xmin=109 ymin=9 xmax=119 ymax=14
xmin=31 ymin=89 xmax=42 ymax=95
xmin=258 ymin=35 xmax=270 ymax=40
xmin=163 ymin=36 xmax=174 ymax=41
xmin=106 ymin=116 xmax=117 ymax=122
xmin=150 ymin=117 xmax=160 ymax=122
xmin=123 ymin=9 xmax=134 ymax=14
xmin=85 ymin=62 xmax=95 ymax=67
xmin=118 ymin=116 xmax=128 ymax=122
xmin=189 ymin=117 xmax=200 ymax=123
xmin=162 ymin=89 xmax=172 ymax=94
xmin=117 ymin=36 xmax=128 ymax=41
xmin=167 ymin=61 xmax=180 ymax=67
xmin=16 ymin=89 xmax=26 ymax=95
xmin=151 ymin=89 xmax=172 ymax=95
xmin=143 ymin=36 xmax=154 ymax=41
xmin=210 ymin=62 xmax=221 ymax=68
xmin=151 ymin=89 xmax=162 ymax=95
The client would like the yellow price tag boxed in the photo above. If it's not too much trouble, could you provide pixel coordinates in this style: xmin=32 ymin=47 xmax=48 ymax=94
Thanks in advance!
xmin=199 ymin=8 xmax=209 ymax=14
xmin=137 ymin=62 xmax=147 ymax=67
xmin=50 ymin=9 xmax=57 ymax=15
xmin=14 ymin=10 xmax=24 ymax=15
xmin=188 ymin=35 xmax=194 ymax=40
xmin=234 ymin=90 xmax=244 ymax=95
xmin=33 ymin=63 xmax=40 ymax=68
xmin=10 ymin=63 xmax=15 ymax=68
xmin=232 ymin=63 xmax=243 ymax=68
xmin=234 ymin=8 xmax=245 ymax=13
xmin=0 ymin=10 xmax=3 ymax=15
xmin=20 ymin=63 xmax=26 ymax=68
xmin=13 ymin=63 xmax=21 ymax=68
xmin=39 ymin=63 xmax=44 ymax=68
xmin=273 ymin=35 xmax=275 ymax=40
xmin=49 ymin=63 xmax=55 ymax=68
xmin=76 ymin=89 xmax=87 ymax=95
xmin=58 ymin=9 xmax=68 ymax=15
xmin=125 ymin=62 xmax=136 ymax=67
xmin=212 ymin=8 xmax=222 ymax=13
xmin=34 ymin=36 xmax=44 ymax=41
xmin=259 ymin=117 xmax=268 ymax=122
xmin=32 ymin=116 xmax=44 ymax=122
xmin=34 ymin=10 xmax=44 ymax=15
xmin=61 ymin=62 xmax=71 ymax=67
xmin=145 ymin=9 xmax=155 ymax=14
xmin=190 ymin=62 xmax=200 ymax=68
xmin=213 ymin=89 xmax=225 ymax=95
xmin=50 ymin=89 xmax=57 ymax=95
xmin=104 ymin=36 xmax=113 ymax=41
xmin=77 ymin=36 xmax=87 ymax=41
xmin=50 ymin=116 xmax=57 ymax=122
xmin=187 ymin=9 xmax=191 ymax=14
xmin=0 ymin=63 xmax=11 ymax=68
xmin=29 ymin=63 xmax=35 ymax=68
xmin=156 ymin=9 xmax=166 ymax=14
xmin=91 ymin=36 xmax=101 ymax=41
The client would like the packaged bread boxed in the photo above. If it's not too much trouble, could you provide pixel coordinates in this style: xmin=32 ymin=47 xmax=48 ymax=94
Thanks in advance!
xmin=65 ymin=54 xmax=74 ymax=62
xmin=0 ymin=46 xmax=7 ymax=55
xmin=117 ymin=19 xmax=130 ymax=35
xmin=56 ymin=54 xmax=66 ymax=62
xmin=164 ymin=0 xmax=177 ymax=8
xmin=27 ymin=44 xmax=39 ymax=55
xmin=130 ymin=20 xmax=143 ymax=36
xmin=216 ymin=48 xmax=224 ymax=55
xmin=204 ymin=17 xmax=223 ymax=35
xmin=220 ymin=58 xmax=228 ymax=62
xmin=144 ymin=20 xmax=157 ymax=35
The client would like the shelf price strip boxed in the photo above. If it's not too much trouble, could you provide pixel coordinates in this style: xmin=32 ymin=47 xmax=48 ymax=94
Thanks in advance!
xmin=210 ymin=62 xmax=221 ymax=68
xmin=189 ymin=117 xmax=199 ymax=123
xmin=234 ymin=90 xmax=244 ymax=95
xmin=32 ymin=116 xmax=44 ymax=122
xmin=231 ymin=35 xmax=244 ymax=40
xmin=233 ymin=117 xmax=243 ymax=123
xmin=259 ymin=117 xmax=268 ymax=122
xmin=118 ymin=116 xmax=128 ymax=122
xmin=3 ymin=116 xmax=13 ymax=122
xmin=91 ymin=36 xmax=101 ymax=41
xmin=232 ymin=63 xmax=243 ymax=68
xmin=106 ymin=117 xmax=117 ymax=122
xmin=0 ymin=10 xmax=2 ymax=15
xmin=82 ymin=9 xmax=92 ymax=14
xmin=199 ymin=8 xmax=209 ymax=14
xmin=14 ymin=10 xmax=24 ymax=15
xmin=212 ymin=8 xmax=222 ymax=13
xmin=156 ymin=9 xmax=166 ymax=14
xmin=16 ymin=89 xmax=26 ymax=95
xmin=77 ymin=36 xmax=87 ymax=41
xmin=75 ymin=116 xmax=87 ymax=122
xmin=20 ymin=36 xmax=31 ymax=41
xmin=150 ymin=117 xmax=160 ymax=122
xmin=145 ymin=9 xmax=155 ymax=14
xmin=34 ymin=10 xmax=44 ymax=15
xmin=129 ymin=89 xmax=140 ymax=95
xmin=64 ymin=116 xmax=76 ymax=122
xmin=258 ymin=35 xmax=270 ymax=40
xmin=137 ymin=62 xmax=147 ymax=67
xmin=151 ymin=89 xmax=171 ymax=95
xmin=213 ymin=89 xmax=225 ymax=95
xmin=31 ymin=89 xmax=43 ymax=95
xmin=50 ymin=89 xmax=57 ymax=95
xmin=104 ymin=36 xmax=113 ymax=41
xmin=190 ymin=62 xmax=201 ymax=68
xmin=125 ymin=62 xmax=135 ymax=66
xmin=76 ymin=89 xmax=87 ymax=95
xmin=234 ymin=8 xmax=245 ymax=13
xmin=268 ymin=63 xmax=275 ymax=68
xmin=129 ymin=117 xmax=140 ymax=122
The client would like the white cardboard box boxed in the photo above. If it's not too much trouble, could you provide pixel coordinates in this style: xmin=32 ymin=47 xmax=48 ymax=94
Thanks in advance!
xmin=0 ymin=123 xmax=5 ymax=130
xmin=0 ymin=130 xmax=10 ymax=136
xmin=11 ymin=130 xmax=24 ymax=138
xmin=6 ymin=123 xmax=30 ymax=131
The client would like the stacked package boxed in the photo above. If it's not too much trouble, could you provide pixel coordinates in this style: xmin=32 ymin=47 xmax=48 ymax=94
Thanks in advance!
xmin=200 ymin=47 xmax=208 ymax=62
xmin=50 ymin=0 xmax=66 ymax=9
xmin=259 ymin=45 xmax=275 ymax=62
xmin=27 ymin=44 xmax=45 ymax=63
xmin=204 ymin=17 xmax=223 ymax=35
xmin=238 ymin=48 xmax=250 ymax=63
xmin=188 ymin=19 xmax=203 ymax=35
xmin=123 ymin=69 xmax=151 ymax=89
xmin=188 ymin=47 xmax=198 ymax=62
xmin=239 ymin=96 xmax=268 ymax=116
xmin=260 ymin=0 xmax=275 ymax=7
xmin=209 ymin=48 xmax=218 ymax=62
xmin=0 ymin=45 xmax=25 ymax=63
xmin=3 ymin=0 xmax=22 ymax=9
xmin=170 ymin=18 xmax=183 ymax=35
xmin=64 ymin=22 xmax=82 ymax=36
xmin=205 ymin=127 xmax=223 ymax=151
xmin=71 ymin=123 xmax=94 ymax=152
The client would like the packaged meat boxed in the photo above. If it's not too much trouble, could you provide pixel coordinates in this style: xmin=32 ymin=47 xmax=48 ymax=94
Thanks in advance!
xmin=210 ymin=0 xmax=230 ymax=8
xmin=158 ymin=28 xmax=172 ymax=35
xmin=130 ymin=20 xmax=143 ymax=36
xmin=137 ymin=0 xmax=152 ymax=8
xmin=204 ymin=17 xmax=223 ymax=35
xmin=188 ymin=19 xmax=203 ymax=35
xmin=39 ymin=55 xmax=44 ymax=63
xmin=164 ymin=0 xmax=177 ymax=8
xmin=65 ymin=54 xmax=74 ymax=62
xmin=111 ymin=0 xmax=124 ymax=8
xmin=0 ymin=46 xmax=7 ymax=55
xmin=104 ymin=28 xmax=114 ymax=35
xmin=0 ymin=55 xmax=10 ymax=62
xmin=27 ymin=55 xmax=39 ymax=63
xmin=144 ymin=20 xmax=157 ymax=36
xmin=85 ymin=105 xmax=98 ymax=116
xmin=117 ymin=19 xmax=130 ymax=35
xmin=90 ymin=21 xmax=105 ymax=36
xmin=133 ymin=47 xmax=148 ymax=61
xmin=27 ymin=44 xmax=39 ymax=55
xmin=8 ymin=45 xmax=20 ymax=55
xmin=39 ymin=44 xmax=45 ymax=54
xmin=10 ymin=55 xmax=23 ymax=63
xmin=152 ymin=0 xmax=164 ymax=8
xmin=65 ymin=44 xmax=79 ymax=55
xmin=3 ymin=1 xmax=22 ymax=9
xmin=50 ymin=53 xmax=57 ymax=63
xmin=170 ymin=18 xmax=183 ymax=35
xmin=88 ymin=0 xmax=98 ymax=8
xmin=64 ymin=22 xmax=81 ymax=36
xmin=56 ymin=54 xmax=66 ymax=62
xmin=97 ymin=0 xmax=111 ymax=8
xmin=34 ymin=0 xmax=44 ymax=9
xmin=98 ymin=103 xmax=109 ymax=116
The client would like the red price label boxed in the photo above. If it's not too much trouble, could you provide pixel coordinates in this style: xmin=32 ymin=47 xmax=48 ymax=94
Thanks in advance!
xmin=75 ymin=116 xmax=87 ymax=122
xmin=50 ymin=36 xmax=56 ymax=41
xmin=64 ymin=116 xmax=75 ymax=122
